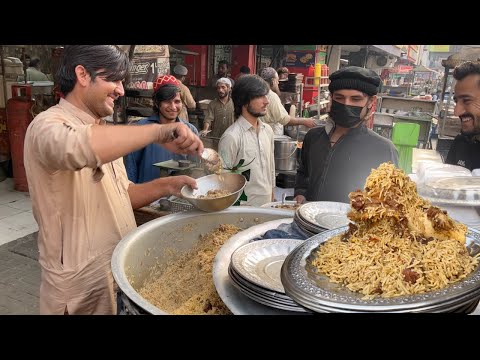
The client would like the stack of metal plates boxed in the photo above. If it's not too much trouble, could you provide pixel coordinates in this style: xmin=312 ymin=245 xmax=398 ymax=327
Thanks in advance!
xmin=294 ymin=202 xmax=351 ymax=236
xmin=281 ymin=227 xmax=480 ymax=313
xmin=228 ymin=239 xmax=310 ymax=313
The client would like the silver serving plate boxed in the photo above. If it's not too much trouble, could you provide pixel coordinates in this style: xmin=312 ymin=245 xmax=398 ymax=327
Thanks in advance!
xmin=297 ymin=202 xmax=351 ymax=230
xmin=230 ymin=238 xmax=303 ymax=293
xmin=294 ymin=213 xmax=326 ymax=235
xmin=213 ymin=218 xmax=309 ymax=315
xmin=281 ymin=226 xmax=480 ymax=313
xmin=228 ymin=265 xmax=310 ymax=313
xmin=181 ymin=173 xmax=246 ymax=212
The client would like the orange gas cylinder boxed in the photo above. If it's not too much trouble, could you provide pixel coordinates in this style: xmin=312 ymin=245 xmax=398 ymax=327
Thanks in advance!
xmin=6 ymin=84 xmax=33 ymax=192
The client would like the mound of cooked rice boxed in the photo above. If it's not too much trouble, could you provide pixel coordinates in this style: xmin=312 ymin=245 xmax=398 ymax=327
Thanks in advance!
xmin=138 ymin=224 xmax=241 ymax=314
xmin=310 ymin=162 xmax=480 ymax=299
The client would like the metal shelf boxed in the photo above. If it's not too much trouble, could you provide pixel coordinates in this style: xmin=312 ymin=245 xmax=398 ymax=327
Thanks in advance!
xmin=304 ymin=76 xmax=330 ymax=89
xmin=306 ymin=100 xmax=329 ymax=111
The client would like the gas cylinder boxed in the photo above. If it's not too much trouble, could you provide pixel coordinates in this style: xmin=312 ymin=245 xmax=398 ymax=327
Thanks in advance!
xmin=6 ymin=84 xmax=33 ymax=192
xmin=0 ymin=108 xmax=9 ymax=161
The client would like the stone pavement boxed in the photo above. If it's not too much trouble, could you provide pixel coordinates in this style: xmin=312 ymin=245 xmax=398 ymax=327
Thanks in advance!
xmin=0 ymin=232 xmax=40 ymax=315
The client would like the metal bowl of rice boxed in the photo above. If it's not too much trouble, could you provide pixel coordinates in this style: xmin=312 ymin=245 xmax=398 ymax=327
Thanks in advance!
xmin=181 ymin=173 xmax=246 ymax=212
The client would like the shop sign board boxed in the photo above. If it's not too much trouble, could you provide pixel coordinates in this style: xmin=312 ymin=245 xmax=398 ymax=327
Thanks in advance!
xmin=127 ymin=54 xmax=169 ymax=90
xmin=394 ymin=65 xmax=413 ymax=73
xmin=407 ymin=45 xmax=419 ymax=63
xmin=287 ymin=45 xmax=316 ymax=51
xmin=285 ymin=50 xmax=316 ymax=67
xmin=428 ymin=45 xmax=450 ymax=52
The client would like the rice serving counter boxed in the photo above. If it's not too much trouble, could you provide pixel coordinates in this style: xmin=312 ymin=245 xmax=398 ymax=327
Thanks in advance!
xmin=112 ymin=207 xmax=293 ymax=314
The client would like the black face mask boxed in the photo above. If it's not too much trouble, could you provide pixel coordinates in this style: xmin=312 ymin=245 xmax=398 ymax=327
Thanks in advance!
xmin=329 ymin=99 xmax=366 ymax=128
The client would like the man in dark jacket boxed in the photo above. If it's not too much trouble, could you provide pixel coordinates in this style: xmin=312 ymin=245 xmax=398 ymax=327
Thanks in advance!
xmin=445 ymin=61 xmax=480 ymax=171
xmin=294 ymin=66 xmax=399 ymax=204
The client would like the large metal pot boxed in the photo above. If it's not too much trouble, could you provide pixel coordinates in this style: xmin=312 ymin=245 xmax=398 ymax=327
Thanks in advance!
xmin=30 ymin=81 xmax=54 ymax=95
xmin=111 ymin=207 xmax=293 ymax=314
xmin=274 ymin=135 xmax=297 ymax=172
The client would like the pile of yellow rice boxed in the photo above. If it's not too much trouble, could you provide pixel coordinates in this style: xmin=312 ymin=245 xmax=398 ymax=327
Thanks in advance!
xmin=310 ymin=162 xmax=480 ymax=299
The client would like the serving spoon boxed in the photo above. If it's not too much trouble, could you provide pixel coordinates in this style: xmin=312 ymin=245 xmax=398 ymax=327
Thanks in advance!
xmin=200 ymin=148 xmax=221 ymax=173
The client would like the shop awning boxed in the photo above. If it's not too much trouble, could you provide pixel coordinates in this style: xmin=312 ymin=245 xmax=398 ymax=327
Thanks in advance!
xmin=371 ymin=45 xmax=402 ymax=58
xmin=442 ymin=47 xmax=480 ymax=68
xmin=412 ymin=64 xmax=440 ymax=74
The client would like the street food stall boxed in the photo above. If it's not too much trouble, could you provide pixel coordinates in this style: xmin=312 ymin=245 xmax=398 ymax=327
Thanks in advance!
xmin=112 ymin=162 xmax=480 ymax=315
xmin=375 ymin=95 xmax=438 ymax=148
xmin=410 ymin=64 xmax=442 ymax=96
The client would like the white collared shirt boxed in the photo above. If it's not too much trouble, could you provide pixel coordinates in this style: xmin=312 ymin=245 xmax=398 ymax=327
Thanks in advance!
xmin=218 ymin=115 xmax=275 ymax=206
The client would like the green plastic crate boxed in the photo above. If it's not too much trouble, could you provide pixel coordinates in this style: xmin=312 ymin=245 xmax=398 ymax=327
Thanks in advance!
xmin=392 ymin=122 xmax=420 ymax=174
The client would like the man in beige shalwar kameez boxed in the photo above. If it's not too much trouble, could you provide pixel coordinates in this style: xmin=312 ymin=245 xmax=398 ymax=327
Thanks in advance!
xmin=24 ymin=45 xmax=204 ymax=315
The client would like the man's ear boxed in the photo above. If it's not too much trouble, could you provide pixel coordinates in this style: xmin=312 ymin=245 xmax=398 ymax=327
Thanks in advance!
xmin=367 ymin=95 xmax=377 ymax=111
xmin=74 ymin=65 xmax=90 ymax=87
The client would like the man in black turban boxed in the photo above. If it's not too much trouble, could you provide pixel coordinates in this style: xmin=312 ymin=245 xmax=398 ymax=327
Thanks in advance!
xmin=294 ymin=66 xmax=399 ymax=204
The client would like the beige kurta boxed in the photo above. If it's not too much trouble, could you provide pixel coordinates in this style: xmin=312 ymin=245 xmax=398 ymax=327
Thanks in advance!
xmin=259 ymin=90 xmax=290 ymax=136
xmin=204 ymin=97 xmax=235 ymax=139
xmin=178 ymin=82 xmax=196 ymax=123
xmin=218 ymin=116 xmax=275 ymax=206
xmin=24 ymin=99 xmax=137 ymax=315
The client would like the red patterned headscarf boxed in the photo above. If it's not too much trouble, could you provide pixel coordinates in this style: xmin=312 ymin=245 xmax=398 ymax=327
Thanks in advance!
xmin=153 ymin=75 xmax=179 ymax=93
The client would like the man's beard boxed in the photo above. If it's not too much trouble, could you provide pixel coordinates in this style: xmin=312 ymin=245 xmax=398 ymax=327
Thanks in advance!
xmin=246 ymin=104 xmax=266 ymax=118
xmin=218 ymin=91 xmax=228 ymax=99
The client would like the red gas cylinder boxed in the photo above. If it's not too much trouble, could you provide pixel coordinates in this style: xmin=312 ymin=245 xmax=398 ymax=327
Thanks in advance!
xmin=0 ymin=108 xmax=9 ymax=161
xmin=6 ymin=84 xmax=33 ymax=192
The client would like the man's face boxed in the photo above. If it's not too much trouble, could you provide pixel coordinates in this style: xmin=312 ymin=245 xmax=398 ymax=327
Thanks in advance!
xmin=453 ymin=73 xmax=480 ymax=134
xmin=270 ymin=73 xmax=280 ymax=92
xmin=331 ymin=88 xmax=371 ymax=119
xmin=216 ymin=83 xmax=230 ymax=99
xmin=245 ymin=95 xmax=269 ymax=117
xmin=158 ymin=92 xmax=182 ymax=121
xmin=218 ymin=63 xmax=228 ymax=76
xmin=85 ymin=72 xmax=125 ymax=118
xmin=279 ymin=72 xmax=288 ymax=80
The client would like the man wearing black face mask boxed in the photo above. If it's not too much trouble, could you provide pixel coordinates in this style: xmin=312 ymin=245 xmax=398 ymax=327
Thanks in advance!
xmin=294 ymin=66 xmax=398 ymax=204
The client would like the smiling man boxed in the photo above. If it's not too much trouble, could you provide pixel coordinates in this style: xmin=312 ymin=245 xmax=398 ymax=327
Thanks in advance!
xmin=125 ymin=75 xmax=199 ymax=183
xmin=23 ymin=46 xmax=203 ymax=315
xmin=445 ymin=61 xmax=480 ymax=171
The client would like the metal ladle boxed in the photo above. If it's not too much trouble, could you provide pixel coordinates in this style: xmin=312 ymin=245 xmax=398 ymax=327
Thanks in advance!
xmin=170 ymin=129 xmax=221 ymax=173
xmin=200 ymin=148 xmax=221 ymax=173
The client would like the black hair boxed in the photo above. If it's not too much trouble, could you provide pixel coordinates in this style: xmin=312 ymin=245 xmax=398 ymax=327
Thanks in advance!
xmin=56 ymin=45 xmax=129 ymax=96
xmin=231 ymin=74 xmax=269 ymax=118
xmin=152 ymin=84 xmax=180 ymax=113
xmin=240 ymin=65 xmax=251 ymax=74
xmin=29 ymin=57 xmax=41 ymax=68
xmin=218 ymin=60 xmax=230 ymax=69
xmin=453 ymin=61 xmax=480 ymax=84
